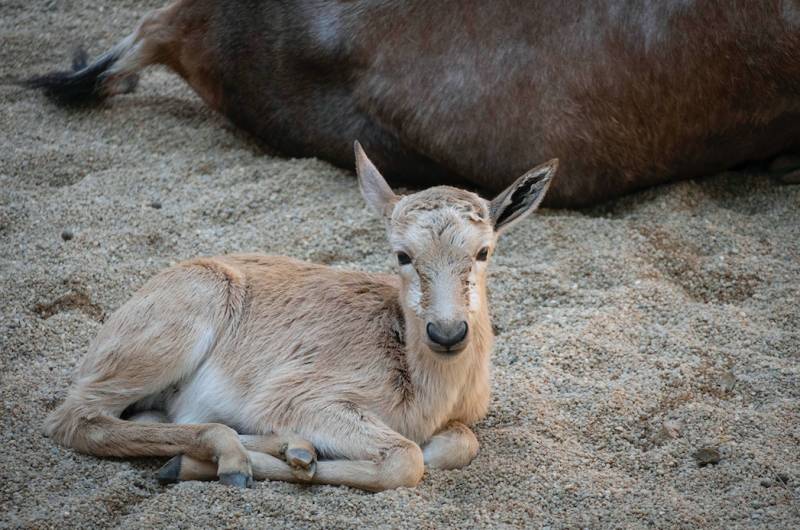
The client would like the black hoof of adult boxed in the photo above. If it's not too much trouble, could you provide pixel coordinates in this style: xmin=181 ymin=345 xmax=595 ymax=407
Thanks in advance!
xmin=157 ymin=456 xmax=182 ymax=484
xmin=769 ymin=155 xmax=800 ymax=174
xmin=778 ymin=169 xmax=800 ymax=185
xmin=219 ymin=472 xmax=252 ymax=488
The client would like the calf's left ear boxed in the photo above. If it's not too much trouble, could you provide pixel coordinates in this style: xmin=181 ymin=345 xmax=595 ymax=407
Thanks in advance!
xmin=354 ymin=141 xmax=399 ymax=218
xmin=489 ymin=159 xmax=558 ymax=234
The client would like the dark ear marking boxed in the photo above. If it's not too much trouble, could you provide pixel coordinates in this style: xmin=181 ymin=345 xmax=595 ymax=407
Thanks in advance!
xmin=494 ymin=173 xmax=544 ymax=227
xmin=490 ymin=159 xmax=558 ymax=233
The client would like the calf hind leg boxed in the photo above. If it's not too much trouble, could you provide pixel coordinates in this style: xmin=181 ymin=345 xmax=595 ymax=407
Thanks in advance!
xmin=58 ymin=412 xmax=253 ymax=487
xmin=44 ymin=258 xmax=252 ymax=484
xmin=128 ymin=411 xmax=322 ymax=484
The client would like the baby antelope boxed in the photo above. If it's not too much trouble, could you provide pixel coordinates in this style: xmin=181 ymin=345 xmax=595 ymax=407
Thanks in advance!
xmin=45 ymin=143 xmax=557 ymax=491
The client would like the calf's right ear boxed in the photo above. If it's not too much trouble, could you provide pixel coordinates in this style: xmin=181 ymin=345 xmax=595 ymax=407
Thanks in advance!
xmin=354 ymin=141 xmax=399 ymax=218
xmin=489 ymin=159 xmax=558 ymax=234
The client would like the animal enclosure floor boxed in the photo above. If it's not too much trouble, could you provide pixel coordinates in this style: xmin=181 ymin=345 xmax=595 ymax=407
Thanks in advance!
xmin=1 ymin=1 xmax=799 ymax=528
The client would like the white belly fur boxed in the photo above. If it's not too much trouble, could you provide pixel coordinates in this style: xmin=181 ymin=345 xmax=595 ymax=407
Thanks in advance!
xmin=168 ymin=362 xmax=247 ymax=429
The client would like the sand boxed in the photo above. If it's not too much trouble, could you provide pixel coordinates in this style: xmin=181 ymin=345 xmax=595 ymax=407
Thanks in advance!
xmin=1 ymin=1 xmax=799 ymax=528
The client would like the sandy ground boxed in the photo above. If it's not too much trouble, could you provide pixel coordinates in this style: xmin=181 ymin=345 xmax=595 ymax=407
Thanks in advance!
xmin=2 ymin=1 xmax=799 ymax=528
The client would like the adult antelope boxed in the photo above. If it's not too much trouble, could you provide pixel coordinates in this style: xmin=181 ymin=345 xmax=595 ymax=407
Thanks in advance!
xmin=27 ymin=1 xmax=800 ymax=206
xmin=44 ymin=143 xmax=558 ymax=490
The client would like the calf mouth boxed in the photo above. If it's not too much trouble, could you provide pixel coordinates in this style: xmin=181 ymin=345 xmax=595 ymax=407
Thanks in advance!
xmin=427 ymin=341 xmax=469 ymax=356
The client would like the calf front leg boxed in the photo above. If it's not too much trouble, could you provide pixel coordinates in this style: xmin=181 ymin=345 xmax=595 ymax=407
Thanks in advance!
xmin=171 ymin=442 xmax=422 ymax=492
xmin=241 ymin=434 xmax=317 ymax=480
xmin=159 ymin=433 xmax=318 ymax=482
xmin=422 ymin=421 xmax=479 ymax=470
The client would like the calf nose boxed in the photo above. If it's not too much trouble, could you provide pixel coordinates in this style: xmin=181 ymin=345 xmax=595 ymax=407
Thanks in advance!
xmin=426 ymin=320 xmax=468 ymax=349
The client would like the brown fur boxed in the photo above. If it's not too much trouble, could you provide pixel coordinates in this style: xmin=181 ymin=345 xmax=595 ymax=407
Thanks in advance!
xmin=28 ymin=0 xmax=800 ymax=206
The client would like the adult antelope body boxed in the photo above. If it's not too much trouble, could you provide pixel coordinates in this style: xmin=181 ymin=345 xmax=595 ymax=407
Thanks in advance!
xmin=44 ymin=143 xmax=558 ymax=490
xmin=28 ymin=1 xmax=800 ymax=206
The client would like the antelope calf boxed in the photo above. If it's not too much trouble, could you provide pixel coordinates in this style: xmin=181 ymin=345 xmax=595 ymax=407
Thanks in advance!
xmin=45 ymin=143 xmax=558 ymax=491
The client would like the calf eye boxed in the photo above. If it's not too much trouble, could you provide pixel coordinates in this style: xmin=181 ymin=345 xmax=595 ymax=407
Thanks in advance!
xmin=396 ymin=252 xmax=412 ymax=265
xmin=476 ymin=247 xmax=489 ymax=261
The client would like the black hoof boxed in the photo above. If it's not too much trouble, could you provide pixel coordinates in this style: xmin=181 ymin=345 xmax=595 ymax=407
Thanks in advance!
xmin=219 ymin=472 xmax=252 ymax=488
xmin=157 ymin=456 xmax=182 ymax=484
xmin=769 ymin=155 xmax=800 ymax=174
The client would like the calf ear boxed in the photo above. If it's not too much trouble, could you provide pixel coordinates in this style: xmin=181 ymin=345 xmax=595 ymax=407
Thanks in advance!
xmin=489 ymin=159 xmax=558 ymax=234
xmin=354 ymin=141 xmax=399 ymax=218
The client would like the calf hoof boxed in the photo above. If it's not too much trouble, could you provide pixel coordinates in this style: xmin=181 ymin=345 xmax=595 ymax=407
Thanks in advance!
xmin=286 ymin=446 xmax=317 ymax=481
xmin=157 ymin=455 xmax=183 ymax=484
xmin=219 ymin=472 xmax=253 ymax=488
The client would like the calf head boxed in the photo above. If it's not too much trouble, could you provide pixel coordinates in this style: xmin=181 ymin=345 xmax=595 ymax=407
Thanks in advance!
xmin=355 ymin=142 xmax=557 ymax=357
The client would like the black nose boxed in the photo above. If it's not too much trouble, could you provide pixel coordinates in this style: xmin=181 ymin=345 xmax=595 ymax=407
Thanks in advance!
xmin=426 ymin=320 xmax=468 ymax=349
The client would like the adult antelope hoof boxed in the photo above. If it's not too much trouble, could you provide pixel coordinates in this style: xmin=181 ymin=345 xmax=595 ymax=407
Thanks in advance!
xmin=777 ymin=169 xmax=800 ymax=185
xmin=770 ymin=155 xmax=800 ymax=184
xmin=218 ymin=472 xmax=253 ymax=488
xmin=285 ymin=444 xmax=317 ymax=481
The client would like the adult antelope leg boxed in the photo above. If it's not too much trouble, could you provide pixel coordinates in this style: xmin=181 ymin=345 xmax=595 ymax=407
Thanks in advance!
xmin=770 ymin=154 xmax=800 ymax=184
